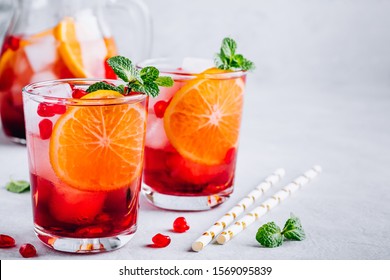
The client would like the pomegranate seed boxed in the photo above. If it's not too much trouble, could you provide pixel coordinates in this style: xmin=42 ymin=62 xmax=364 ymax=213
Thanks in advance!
xmin=52 ymin=104 xmax=66 ymax=114
xmin=37 ymin=103 xmax=55 ymax=117
xmin=152 ymin=233 xmax=171 ymax=248
xmin=224 ymin=147 xmax=236 ymax=164
xmin=154 ymin=100 xmax=169 ymax=118
xmin=173 ymin=217 xmax=190 ymax=233
xmin=8 ymin=36 xmax=20 ymax=51
xmin=39 ymin=119 xmax=53 ymax=140
xmin=0 ymin=234 xmax=16 ymax=248
xmin=72 ymin=88 xmax=87 ymax=99
xmin=37 ymin=103 xmax=66 ymax=117
xmin=104 ymin=59 xmax=117 ymax=79
xmin=19 ymin=243 xmax=37 ymax=258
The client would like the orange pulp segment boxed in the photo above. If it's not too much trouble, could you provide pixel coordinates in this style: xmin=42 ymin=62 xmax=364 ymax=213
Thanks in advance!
xmin=50 ymin=90 xmax=147 ymax=192
xmin=163 ymin=68 xmax=245 ymax=165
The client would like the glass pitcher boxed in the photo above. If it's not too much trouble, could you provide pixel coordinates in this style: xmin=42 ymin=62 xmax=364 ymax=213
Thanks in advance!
xmin=0 ymin=0 xmax=151 ymax=144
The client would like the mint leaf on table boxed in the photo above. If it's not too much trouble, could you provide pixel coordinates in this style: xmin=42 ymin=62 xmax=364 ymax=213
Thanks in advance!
xmin=214 ymin=37 xmax=255 ymax=71
xmin=281 ymin=213 xmax=306 ymax=241
xmin=255 ymin=222 xmax=283 ymax=248
xmin=86 ymin=56 xmax=173 ymax=97
xmin=5 ymin=180 xmax=30 ymax=193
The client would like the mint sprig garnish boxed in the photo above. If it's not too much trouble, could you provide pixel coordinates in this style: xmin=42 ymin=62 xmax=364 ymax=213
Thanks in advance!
xmin=255 ymin=213 xmax=306 ymax=248
xmin=86 ymin=56 xmax=173 ymax=97
xmin=214 ymin=37 xmax=255 ymax=71
xmin=5 ymin=179 xmax=30 ymax=193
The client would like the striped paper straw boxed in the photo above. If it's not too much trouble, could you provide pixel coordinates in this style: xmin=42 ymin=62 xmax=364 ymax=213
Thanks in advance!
xmin=191 ymin=168 xmax=285 ymax=252
xmin=216 ymin=165 xmax=322 ymax=245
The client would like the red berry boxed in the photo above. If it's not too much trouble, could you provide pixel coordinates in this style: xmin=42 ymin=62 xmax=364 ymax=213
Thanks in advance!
xmin=52 ymin=104 xmax=66 ymax=115
xmin=0 ymin=234 xmax=16 ymax=248
xmin=39 ymin=119 xmax=53 ymax=140
xmin=37 ymin=103 xmax=55 ymax=117
xmin=154 ymin=100 xmax=169 ymax=118
xmin=19 ymin=243 xmax=37 ymax=258
xmin=104 ymin=59 xmax=117 ymax=79
xmin=173 ymin=217 xmax=190 ymax=233
xmin=152 ymin=233 xmax=171 ymax=248
xmin=72 ymin=88 xmax=88 ymax=99
xmin=37 ymin=103 xmax=66 ymax=117
xmin=8 ymin=35 xmax=20 ymax=51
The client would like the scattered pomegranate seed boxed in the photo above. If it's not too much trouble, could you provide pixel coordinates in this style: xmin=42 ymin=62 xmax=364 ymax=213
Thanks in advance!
xmin=152 ymin=233 xmax=171 ymax=248
xmin=154 ymin=100 xmax=169 ymax=118
xmin=72 ymin=88 xmax=88 ymax=99
xmin=0 ymin=234 xmax=16 ymax=248
xmin=39 ymin=119 xmax=53 ymax=140
xmin=19 ymin=243 xmax=37 ymax=258
xmin=173 ymin=217 xmax=190 ymax=233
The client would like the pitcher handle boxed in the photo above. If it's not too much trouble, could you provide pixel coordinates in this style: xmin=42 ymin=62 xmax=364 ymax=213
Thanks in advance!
xmin=108 ymin=0 xmax=152 ymax=61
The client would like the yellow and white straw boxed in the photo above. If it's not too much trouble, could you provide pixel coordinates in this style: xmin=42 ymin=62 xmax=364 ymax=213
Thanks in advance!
xmin=216 ymin=165 xmax=322 ymax=245
xmin=191 ymin=168 xmax=285 ymax=252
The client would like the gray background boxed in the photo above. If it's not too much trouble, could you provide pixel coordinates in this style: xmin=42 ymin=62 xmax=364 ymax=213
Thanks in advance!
xmin=0 ymin=0 xmax=389 ymax=260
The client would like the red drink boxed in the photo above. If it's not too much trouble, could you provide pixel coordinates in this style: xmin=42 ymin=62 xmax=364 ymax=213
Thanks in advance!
xmin=23 ymin=79 xmax=147 ymax=253
xmin=140 ymin=59 xmax=247 ymax=210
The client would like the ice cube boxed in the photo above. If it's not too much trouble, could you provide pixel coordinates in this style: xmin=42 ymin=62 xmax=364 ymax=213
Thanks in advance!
xmin=74 ymin=10 xmax=107 ymax=77
xmin=24 ymin=36 xmax=57 ymax=72
xmin=45 ymin=83 xmax=73 ymax=98
xmin=145 ymin=114 xmax=170 ymax=150
xmin=181 ymin=57 xmax=214 ymax=73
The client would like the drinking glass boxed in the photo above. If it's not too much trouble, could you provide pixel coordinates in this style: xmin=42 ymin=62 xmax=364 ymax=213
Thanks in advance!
xmin=139 ymin=58 xmax=247 ymax=211
xmin=23 ymin=78 xmax=148 ymax=253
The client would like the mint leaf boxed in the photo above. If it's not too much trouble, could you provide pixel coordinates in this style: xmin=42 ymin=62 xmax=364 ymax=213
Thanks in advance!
xmin=282 ymin=213 xmax=306 ymax=241
xmin=221 ymin=37 xmax=237 ymax=58
xmin=155 ymin=76 xmax=174 ymax=87
xmin=256 ymin=222 xmax=283 ymax=248
xmin=87 ymin=56 xmax=173 ymax=97
xmin=86 ymin=82 xmax=122 ymax=93
xmin=140 ymin=66 xmax=159 ymax=83
xmin=131 ymin=82 xmax=159 ymax=97
xmin=6 ymin=180 xmax=30 ymax=193
xmin=107 ymin=56 xmax=142 ymax=84
xmin=214 ymin=37 xmax=255 ymax=71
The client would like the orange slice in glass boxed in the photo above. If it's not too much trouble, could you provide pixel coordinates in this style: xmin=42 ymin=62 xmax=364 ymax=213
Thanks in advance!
xmin=163 ymin=68 xmax=245 ymax=165
xmin=55 ymin=17 xmax=89 ymax=77
xmin=55 ymin=17 xmax=117 ymax=78
xmin=50 ymin=90 xmax=147 ymax=192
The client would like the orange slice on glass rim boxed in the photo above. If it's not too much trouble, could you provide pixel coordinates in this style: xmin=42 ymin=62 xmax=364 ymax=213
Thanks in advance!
xmin=163 ymin=68 xmax=245 ymax=165
xmin=50 ymin=90 xmax=146 ymax=192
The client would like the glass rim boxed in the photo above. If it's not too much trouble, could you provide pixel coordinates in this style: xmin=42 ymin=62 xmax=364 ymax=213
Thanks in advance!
xmin=22 ymin=78 xmax=147 ymax=105
xmin=136 ymin=57 xmax=247 ymax=79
